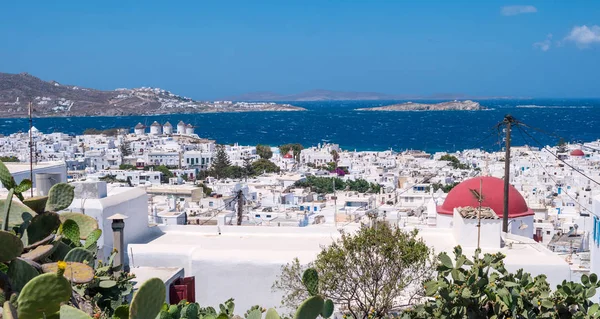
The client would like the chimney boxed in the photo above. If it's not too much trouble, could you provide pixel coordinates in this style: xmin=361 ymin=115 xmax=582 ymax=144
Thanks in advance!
xmin=107 ymin=213 xmax=129 ymax=274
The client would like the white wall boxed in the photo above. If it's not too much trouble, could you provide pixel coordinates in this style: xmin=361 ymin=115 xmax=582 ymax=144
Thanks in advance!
xmin=452 ymin=210 xmax=501 ymax=249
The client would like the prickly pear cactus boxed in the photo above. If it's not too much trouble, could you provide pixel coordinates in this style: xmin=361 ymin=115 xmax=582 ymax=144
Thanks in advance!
xmin=302 ymin=268 xmax=319 ymax=296
xmin=246 ymin=309 xmax=263 ymax=319
xmin=3 ymin=300 xmax=18 ymax=319
xmin=84 ymin=228 xmax=102 ymax=250
xmin=42 ymin=261 xmax=95 ymax=284
xmin=7 ymin=257 xmax=39 ymax=292
xmin=265 ymin=308 xmax=281 ymax=319
xmin=0 ymin=199 xmax=36 ymax=229
xmin=60 ymin=305 xmax=92 ymax=319
xmin=17 ymin=272 xmax=72 ymax=319
xmin=294 ymin=295 xmax=324 ymax=319
xmin=129 ymin=277 xmax=166 ymax=319
xmin=64 ymin=247 xmax=94 ymax=264
xmin=0 ymin=161 xmax=16 ymax=190
xmin=0 ymin=230 xmax=23 ymax=262
xmin=61 ymin=219 xmax=81 ymax=245
xmin=182 ymin=302 xmax=200 ymax=319
xmin=113 ymin=304 xmax=130 ymax=319
xmin=22 ymin=195 xmax=49 ymax=214
xmin=26 ymin=212 xmax=61 ymax=245
xmin=59 ymin=212 xmax=99 ymax=239
xmin=21 ymin=244 xmax=56 ymax=262
xmin=321 ymin=299 xmax=334 ymax=318
xmin=45 ymin=183 xmax=75 ymax=212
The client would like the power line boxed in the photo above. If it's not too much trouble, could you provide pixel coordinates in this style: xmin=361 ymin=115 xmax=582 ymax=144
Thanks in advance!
xmin=515 ymin=125 xmax=594 ymax=216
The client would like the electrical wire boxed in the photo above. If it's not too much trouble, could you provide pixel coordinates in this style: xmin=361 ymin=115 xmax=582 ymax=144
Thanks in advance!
xmin=515 ymin=125 xmax=594 ymax=216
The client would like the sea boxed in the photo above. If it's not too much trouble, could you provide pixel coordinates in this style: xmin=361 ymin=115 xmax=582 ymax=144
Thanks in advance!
xmin=1 ymin=99 xmax=599 ymax=153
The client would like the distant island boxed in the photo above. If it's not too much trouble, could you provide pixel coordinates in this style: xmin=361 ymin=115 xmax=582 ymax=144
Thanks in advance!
xmin=355 ymin=100 xmax=485 ymax=111
xmin=0 ymin=72 xmax=305 ymax=118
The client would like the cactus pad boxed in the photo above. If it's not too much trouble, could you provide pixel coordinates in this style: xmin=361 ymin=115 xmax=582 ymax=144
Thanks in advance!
xmin=265 ymin=308 xmax=281 ymax=319
xmin=17 ymin=272 xmax=72 ymax=319
xmin=21 ymin=244 xmax=56 ymax=262
xmin=3 ymin=300 xmax=18 ymax=319
xmin=61 ymin=219 xmax=81 ymax=245
xmin=246 ymin=309 xmax=263 ymax=319
xmin=321 ymin=299 xmax=334 ymax=318
xmin=22 ymin=196 xmax=49 ymax=214
xmin=0 ymin=199 xmax=37 ymax=229
xmin=0 ymin=160 xmax=16 ymax=190
xmin=26 ymin=212 xmax=61 ymax=245
xmin=182 ymin=302 xmax=200 ymax=319
xmin=84 ymin=228 xmax=102 ymax=250
xmin=60 ymin=305 xmax=92 ymax=319
xmin=113 ymin=305 xmax=130 ymax=319
xmin=14 ymin=179 xmax=32 ymax=195
xmin=64 ymin=247 xmax=94 ymax=264
xmin=302 ymin=268 xmax=319 ymax=296
xmin=129 ymin=277 xmax=166 ymax=319
xmin=24 ymin=233 xmax=55 ymax=250
xmin=59 ymin=212 xmax=98 ymax=240
xmin=41 ymin=261 xmax=95 ymax=284
xmin=45 ymin=183 xmax=75 ymax=212
xmin=49 ymin=240 xmax=71 ymax=261
xmin=7 ymin=257 xmax=39 ymax=292
xmin=294 ymin=295 xmax=324 ymax=319
xmin=0 ymin=230 xmax=23 ymax=262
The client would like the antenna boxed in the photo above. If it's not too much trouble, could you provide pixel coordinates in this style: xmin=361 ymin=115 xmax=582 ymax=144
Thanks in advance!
xmin=28 ymin=101 xmax=33 ymax=197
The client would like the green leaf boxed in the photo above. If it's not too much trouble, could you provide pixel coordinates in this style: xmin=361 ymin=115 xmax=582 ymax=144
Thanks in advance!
xmin=541 ymin=299 xmax=554 ymax=309
xmin=591 ymin=273 xmax=598 ymax=285
xmin=504 ymin=281 xmax=520 ymax=288
xmin=582 ymin=274 xmax=590 ymax=285
xmin=439 ymin=253 xmax=453 ymax=269
xmin=0 ymin=160 xmax=16 ymax=190
xmin=15 ymin=179 xmax=32 ymax=194
xmin=302 ymin=268 xmax=319 ymax=296
xmin=587 ymin=287 xmax=597 ymax=298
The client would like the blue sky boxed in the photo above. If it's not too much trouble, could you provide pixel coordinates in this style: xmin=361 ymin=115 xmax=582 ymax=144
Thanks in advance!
xmin=1 ymin=1 xmax=599 ymax=99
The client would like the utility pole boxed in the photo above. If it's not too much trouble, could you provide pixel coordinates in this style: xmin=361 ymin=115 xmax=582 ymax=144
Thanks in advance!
xmin=236 ymin=190 xmax=244 ymax=225
xmin=28 ymin=102 xmax=33 ymax=197
xmin=502 ymin=115 xmax=515 ymax=233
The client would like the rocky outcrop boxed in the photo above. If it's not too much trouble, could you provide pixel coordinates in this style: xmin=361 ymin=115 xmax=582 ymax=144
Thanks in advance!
xmin=356 ymin=100 xmax=484 ymax=111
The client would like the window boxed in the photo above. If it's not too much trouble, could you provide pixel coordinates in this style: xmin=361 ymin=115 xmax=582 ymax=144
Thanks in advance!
xmin=266 ymin=214 xmax=272 ymax=218
xmin=255 ymin=214 xmax=261 ymax=218
xmin=186 ymin=158 xmax=190 ymax=164
xmin=546 ymin=231 xmax=551 ymax=235
xmin=314 ymin=207 xmax=318 ymax=211
xmin=209 ymin=202 xmax=213 ymax=207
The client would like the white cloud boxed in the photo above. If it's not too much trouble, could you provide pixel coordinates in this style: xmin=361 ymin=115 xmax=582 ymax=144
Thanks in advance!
xmin=564 ymin=25 xmax=600 ymax=48
xmin=533 ymin=34 xmax=552 ymax=51
xmin=501 ymin=5 xmax=537 ymax=16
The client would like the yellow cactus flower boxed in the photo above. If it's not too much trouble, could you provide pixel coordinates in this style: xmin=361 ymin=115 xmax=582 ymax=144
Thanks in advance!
xmin=57 ymin=260 xmax=67 ymax=270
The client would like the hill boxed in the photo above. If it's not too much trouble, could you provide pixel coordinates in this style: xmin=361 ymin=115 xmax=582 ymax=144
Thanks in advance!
xmin=0 ymin=72 xmax=304 ymax=118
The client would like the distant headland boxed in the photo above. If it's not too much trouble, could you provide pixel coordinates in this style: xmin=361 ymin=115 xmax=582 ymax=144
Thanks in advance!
xmin=355 ymin=100 xmax=485 ymax=111
xmin=0 ymin=72 xmax=305 ymax=118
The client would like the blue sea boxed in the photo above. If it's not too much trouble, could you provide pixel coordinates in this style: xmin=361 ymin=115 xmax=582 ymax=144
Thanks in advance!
xmin=1 ymin=99 xmax=599 ymax=153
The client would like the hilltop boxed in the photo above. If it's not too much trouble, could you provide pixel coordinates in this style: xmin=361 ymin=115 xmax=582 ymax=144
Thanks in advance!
xmin=0 ymin=72 xmax=304 ymax=118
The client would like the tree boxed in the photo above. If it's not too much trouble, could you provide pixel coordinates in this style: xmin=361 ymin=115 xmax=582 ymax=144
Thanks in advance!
xmin=279 ymin=143 xmax=304 ymax=161
xmin=223 ymin=165 xmax=244 ymax=179
xmin=119 ymin=164 xmax=136 ymax=170
xmin=242 ymin=155 xmax=254 ymax=180
xmin=252 ymin=158 xmax=280 ymax=174
xmin=557 ymin=137 xmax=567 ymax=153
xmin=256 ymin=144 xmax=273 ymax=159
xmin=274 ymin=224 xmax=434 ymax=318
xmin=210 ymin=145 xmax=232 ymax=178
xmin=439 ymin=154 xmax=469 ymax=170
xmin=120 ymin=141 xmax=132 ymax=157
xmin=331 ymin=150 xmax=339 ymax=163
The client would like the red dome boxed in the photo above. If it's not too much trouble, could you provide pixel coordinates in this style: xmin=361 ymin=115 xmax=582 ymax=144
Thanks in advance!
xmin=283 ymin=153 xmax=293 ymax=159
xmin=437 ymin=176 xmax=533 ymax=218
xmin=570 ymin=149 xmax=585 ymax=156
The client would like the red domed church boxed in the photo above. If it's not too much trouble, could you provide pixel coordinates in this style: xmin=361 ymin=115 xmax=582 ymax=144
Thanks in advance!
xmin=432 ymin=176 xmax=534 ymax=238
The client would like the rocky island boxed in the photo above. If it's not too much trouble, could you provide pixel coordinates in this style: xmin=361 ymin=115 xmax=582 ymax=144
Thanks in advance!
xmin=0 ymin=72 xmax=305 ymax=118
xmin=356 ymin=100 xmax=484 ymax=111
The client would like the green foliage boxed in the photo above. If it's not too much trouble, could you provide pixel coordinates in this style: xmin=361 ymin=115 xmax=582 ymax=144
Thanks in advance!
xmin=119 ymin=164 xmax=136 ymax=170
xmin=0 ymin=230 xmax=23 ymax=262
xmin=0 ymin=160 xmax=16 ymax=190
xmin=61 ymin=219 xmax=82 ymax=246
xmin=129 ymin=277 xmax=166 ymax=319
xmin=295 ymin=295 xmax=324 ymax=319
xmin=256 ymin=144 xmax=273 ymax=159
xmin=22 ymin=195 xmax=49 ymax=214
xmin=405 ymin=246 xmax=600 ymax=319
xmin=431 ymin=182 xmax=459 ymax=193
xmin=252 ymin=159 xmax=280 ymax=174
xmin=7 ymin=258 xmax=39 ymax=292
xmin=438 ymin=154 xmax=470 ymax=170
xmin=294 ymin=175 xmax=381 ymax=194
xmin=60 ymin=305 xmax=93 ymax=318
xmin=302 ymin=268 xmax=319 ymax=297
xmin=210 ymin=145 xmax=232 ymax=178
xmin=17 ymin=272 xmax=72 ymax=319
xmin=64 ymin=247 xmax=95 ymax=264
xmin=26 ymin=212 xmax=60 ymax=244
xmin=0 ymin=156 xmax=19 ymax=162
xmin=279 ymin=143 xmax=304 ymax=161
xmin=59 ymin=212 xmax=99 ymax=240
xmin=45 ymin=183 xmax=75 ymax=212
